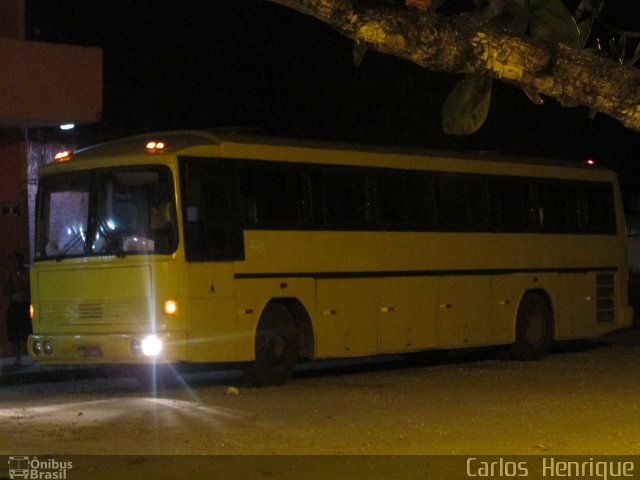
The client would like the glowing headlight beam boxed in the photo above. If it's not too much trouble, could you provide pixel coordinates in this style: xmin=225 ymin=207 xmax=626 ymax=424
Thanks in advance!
xmin=141 ymin=335 xmax=163 ymax=357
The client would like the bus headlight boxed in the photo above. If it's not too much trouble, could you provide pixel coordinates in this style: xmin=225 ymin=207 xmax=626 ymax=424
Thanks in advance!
xmin=32 ymin=341 xmax=42 ymax=355
xmin=141 ymin=335 xmax=163 ymax=357
xmin=131 ymin=339 xmax=141 ymax=355
xmin=43 ymin=341 xmax=53 ymax=355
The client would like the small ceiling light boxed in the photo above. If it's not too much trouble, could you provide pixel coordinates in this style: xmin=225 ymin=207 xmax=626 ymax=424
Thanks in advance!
xmin=59 ymin=124 xmax=75 ymax=130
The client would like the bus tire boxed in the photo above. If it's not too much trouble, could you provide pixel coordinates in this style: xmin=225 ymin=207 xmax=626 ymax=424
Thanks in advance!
xmin=247 ymin=302 xmax=300 ymax=386
xmin=510 ymin=292 xmax=553 ymax=361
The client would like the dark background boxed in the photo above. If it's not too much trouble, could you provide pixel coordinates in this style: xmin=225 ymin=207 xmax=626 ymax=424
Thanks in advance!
xmin=24 ymin=0 xmax=640 ymax=175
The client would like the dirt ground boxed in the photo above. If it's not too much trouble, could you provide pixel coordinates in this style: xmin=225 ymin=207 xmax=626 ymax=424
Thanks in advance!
xmin=0 ymin=328 xmax=639 ymax=477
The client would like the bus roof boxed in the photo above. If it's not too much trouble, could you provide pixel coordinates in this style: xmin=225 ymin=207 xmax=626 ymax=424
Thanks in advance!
xmin=42 ymin=129 xmax=610 ymax=178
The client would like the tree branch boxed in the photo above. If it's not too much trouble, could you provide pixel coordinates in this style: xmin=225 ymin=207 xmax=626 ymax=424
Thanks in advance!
xmin=269 ymin=0 xmax=640 ymax=132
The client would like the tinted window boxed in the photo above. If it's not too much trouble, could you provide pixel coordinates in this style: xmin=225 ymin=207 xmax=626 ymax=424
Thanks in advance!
xmin=488 ymin=178 xmax=533 ymax=231
xmin=436 ymin=174 xmax=488 ymax=230
xmin=373 ymin=172 xmax=406 ymax=227
xmin=180 ymin=159 xmax=244 ymax=261
xmin=311 ymin=169 xmax=366 ymax=227
xmin=582 ymin=182 xmax=616 ymax=234
xmin=537 ymin=182 xmax=579 ymax=232
xmin=239 ymin=165 xmax=303 ymax=227
xmin=179 ymin=157 xmax=617 ymax=241
xmin=405 ymin=174 xmax=435 ymax=230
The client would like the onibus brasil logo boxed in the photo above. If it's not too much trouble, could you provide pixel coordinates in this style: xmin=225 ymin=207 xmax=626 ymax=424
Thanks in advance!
xmin=8 ymin=456 xmax=73 ymax=479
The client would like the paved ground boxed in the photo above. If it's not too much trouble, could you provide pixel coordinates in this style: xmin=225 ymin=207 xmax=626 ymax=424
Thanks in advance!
xmin=0 ymin=328 xmax=639 ymax=478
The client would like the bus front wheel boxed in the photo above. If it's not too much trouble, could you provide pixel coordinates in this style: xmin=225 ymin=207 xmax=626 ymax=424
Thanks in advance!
xmin=510 ymin=292 xmax=553 ymax=360
xmin=247 ymin=302 xmax=300 ymax=386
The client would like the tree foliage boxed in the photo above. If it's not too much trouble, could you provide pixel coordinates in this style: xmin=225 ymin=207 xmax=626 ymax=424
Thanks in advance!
xmin=268 ymin=0 xmax=640 ymax=135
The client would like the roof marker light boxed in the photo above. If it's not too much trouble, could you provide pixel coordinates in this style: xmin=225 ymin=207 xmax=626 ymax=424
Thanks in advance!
xmin=54 ymin=150 xmax=72 ymax=162
xmin=146 ymin=141 xmax=166 ymax=153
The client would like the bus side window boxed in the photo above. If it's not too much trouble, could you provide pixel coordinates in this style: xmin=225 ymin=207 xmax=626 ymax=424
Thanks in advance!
xmin=536 ymin=182 xmax=579 ymax=233
xmin=405 ymin=173 xmax=435 ymax=230
xmin=581 ymin=183 xmax=616 ymax=234
xmin=239 ymin=168 xmax=259 ymax=225
xmin=372 ymin=171 xmax=435 ymax=230
xmin=488 ymin=178 xmax=533 ymax=231
xmin=436 ymin=173 xmax=488 ymax=231
xmin=373 ymin=171 xmax=407 ymax=228
xmin=239 ymin=165 xmax=304 ymax=227
xmin=181 ymin=160 xmax=244 ymax=261
xmin=310 ymin=169 xmax=366 ymax=228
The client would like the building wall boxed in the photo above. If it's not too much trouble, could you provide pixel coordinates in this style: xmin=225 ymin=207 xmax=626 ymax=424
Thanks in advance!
xmin=0 ymin=129 xmax=28 ymax=352
xmin=0 ymin=0 xmax=24 ymax=40
xmin=0 ymin=1 xmax=101 ymax=356
xmin=0 ymin=38 xmax=102 ymax=126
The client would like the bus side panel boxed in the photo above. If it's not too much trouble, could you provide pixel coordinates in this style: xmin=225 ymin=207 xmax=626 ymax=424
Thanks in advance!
xmin=315 ymin=279 xmax=379 ymax=358
xmin=438 ymin=276 xmax=493 ymax=348
xmin=187 ymin=262 xmax=253 ymax=362
xmin=543 ymin=271 xmax=625 ymax=341
xmin=490 ymin=275 xmax=523 ymax=346
xmin=188 ymin=297 xmax=251 ymax=362
xmin=315 ymin=277 xmax=439 ymax=357
xmin=555 ymin=272 xmax=597 ymax=339
xmin=377 ymin=277 xmax=438 ymax=353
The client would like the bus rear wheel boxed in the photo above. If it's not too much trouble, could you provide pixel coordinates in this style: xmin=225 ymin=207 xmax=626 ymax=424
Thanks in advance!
xmin=510 ymin=292 xmax=553 ymax=360
xmin=247 ymin=302 xmax=300 ymax=386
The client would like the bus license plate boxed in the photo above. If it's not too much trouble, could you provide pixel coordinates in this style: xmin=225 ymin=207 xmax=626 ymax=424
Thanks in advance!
xmin=77 ymin=346 xmax=102 ymax=358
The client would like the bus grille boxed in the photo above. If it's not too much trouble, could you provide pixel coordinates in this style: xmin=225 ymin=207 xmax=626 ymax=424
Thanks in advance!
xmin=71 ymin=303 xmax=104 ymax=320
xmin=596 ymin=273 xmax=615 ymax=323
xmin=39 ymin=300 xmax=146 ymax=325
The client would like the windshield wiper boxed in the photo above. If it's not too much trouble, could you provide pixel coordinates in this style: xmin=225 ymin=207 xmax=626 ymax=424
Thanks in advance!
xmin=94 ymin=215 xmax=125 ymax=258
xmin=55 ymin=231 xmax=86 ymax=261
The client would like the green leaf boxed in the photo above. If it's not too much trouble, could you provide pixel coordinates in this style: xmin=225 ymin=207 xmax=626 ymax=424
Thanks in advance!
xmin=530 ymin=0 xmax=581 ymax=49
xmin=627 ymin=42 xmax=640 ymax=66
xmin=502 ymin=0 xmax=530 ymax=34
xmin=576 ymin=18 xmax=595 ymax=49
xmin=442 ymin=75 xmax=493 ymax=136
xmin=352 ymin=42 xmax=368 ymax=68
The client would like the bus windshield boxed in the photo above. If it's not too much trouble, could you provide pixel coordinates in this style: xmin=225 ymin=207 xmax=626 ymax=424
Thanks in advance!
xmin=36 ymin=166 xmax=178 ymax=260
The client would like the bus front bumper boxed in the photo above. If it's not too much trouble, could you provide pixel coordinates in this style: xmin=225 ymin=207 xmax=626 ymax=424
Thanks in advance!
xmin=27 ymin=331 xmax=188 ymax=365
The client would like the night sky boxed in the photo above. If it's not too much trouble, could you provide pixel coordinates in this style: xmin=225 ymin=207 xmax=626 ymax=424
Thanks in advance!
xmin=25 ymin=0 xmax=640 ymax=176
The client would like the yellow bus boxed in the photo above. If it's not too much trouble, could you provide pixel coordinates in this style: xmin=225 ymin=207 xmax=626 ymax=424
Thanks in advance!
xmin=28 ymin=130 xmax=633 ymax=385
